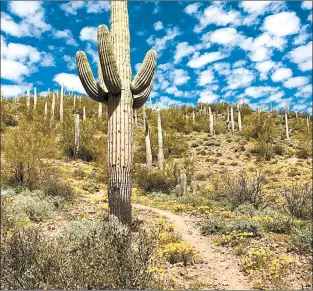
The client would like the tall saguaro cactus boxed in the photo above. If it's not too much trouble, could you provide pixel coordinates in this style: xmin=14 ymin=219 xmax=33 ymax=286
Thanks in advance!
xmin=76 ymin=0 xmax=157 ymax=227
xmin=230 ymin=107 xmax=235 ymax=135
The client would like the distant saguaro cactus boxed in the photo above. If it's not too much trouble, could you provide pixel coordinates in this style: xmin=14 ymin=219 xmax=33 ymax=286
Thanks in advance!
xmin=51 ymin=93 xmax=56 ymax=121
xmin=76 ymin=0 xmax=157 ymax=227
xmin=73 ymin=95 xmax=76 ymax=108
xmin=192 ymin=111 xmax=195 ymax=124
xmin=209 ymin=112 xmax=214 ymax=136
xmin=157 ymin=105 xmax=164 ymax=171
xmin=143 ymin=106 xmax=153 ymax=173
xmin=226 ymin=107 xmax=231 ymax=132
xmin=230 ymin=107 xmax=235 ymax=135
xmin=26 ymin=89 xmax=30 ymax=109
xmin=238 ymin=109 xmax=242 ymax=132
xmin=307 ymin=116 xmax=310 ymax=131
xmin=180 ymin=172 xmax=187 ymax=196
xmin=83 ymin=106 xmax=86 ymax=121
xmin=285 ymin=112 xmax=291 ymax=140
xmin=44 ymin=101 xmax=48 ymax=119
xmin=98 ymin=103 xmax=102 ymax=118
xmin=33 ymin=88 xmax=37 ymax=110
xmin=60 ymin=84 xmax=64 ymax=122
xmin=74 ymin=114 xmax=80 ymax=155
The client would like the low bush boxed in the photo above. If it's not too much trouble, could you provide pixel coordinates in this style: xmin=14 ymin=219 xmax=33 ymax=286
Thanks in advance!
xmin=290 ymin=223 xmax=312 ymax=254
xmin=42 ymin=175 xmax=74 ymax=202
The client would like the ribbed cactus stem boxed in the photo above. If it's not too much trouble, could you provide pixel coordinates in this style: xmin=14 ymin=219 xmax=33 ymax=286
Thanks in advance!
xmin=133 ymin=109 xmax=137 ymax=127
xmin=231 ymin=107 xmax=235 ymax=135
xmin=209 ymin=111 xmax=214 ymax=136
xmin=238 ymin=109 xmax=242 ymax=132
xmin=60 ymin=84 xmax=64 ymax=122
xmin=83 ymin=106 xmax=86 ymax=121
xmin=98 ymin=103 xmax=102 ymax=118
xmin=44 ymin=101 xmax=48 ymax=119
xmin=73 ymin=95 xmax=76 ymax=107
xmin=157 ymin=106 xmax=164 ymax=171
xmin=285 ymin=112 xmax=289 ymax=139
xmin=213 ymin=113 xmax=216 ymax=135
xmin=307 ymin=116 xmax=310 ymax=132
xmin=74 ymin=113 xmax=80 ymax=154
xmin=226 ymin=107 xmax=231 ymax=131
xmin=51 ymin=93 xmax=55 ymax=121
xmin=180 ymin=172 xmax=187 ymax=196
xmin=26 ymin=89 xmax=30 ymax=109
xmin=76 ymin=0 xmax=157 ymax=227
xmin=33 ymin=87 xmax=37 ymax=109
xmin=192 ymin=111 xmax=195 ymax=124
xmin=143 ymin=106 xmax=153 ymax=172
xmin=175 ymin=184 xmax=182 ymax=196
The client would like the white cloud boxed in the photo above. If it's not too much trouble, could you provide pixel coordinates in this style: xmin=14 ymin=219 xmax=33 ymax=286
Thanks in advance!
xmin=53 ymin=73 xmax=85 ymax=94
xmin=245 ymin=86 xmax=278 ymax=98
xmin=301 ymin=1 xmax=312 ymax=10
xmin=203 ymin=27 xmax=244 ymax=47
xmin=80 ymin=27 xmax=97 ymax=42
xmin=147 ymin=27 xmax=180 ymax=54
xmin=85 ymin=43 xmax=98 ymax=63
xmin=268 ymin=91 xmax=284 ymax=103
xmin=198 ymin=90 xmax=219 ymax=104
xmin=193 ymin=4 xmax=241 ymax=33
xmin=53 ymin=29 xmax=78 ymax=46
xmin=284 ymin=77 xmax=309 ymax=88
xmin=63 ymin=55 xmax=76 ymax=71
xmin=153 ymin=21 xmax=163 ymax=31
xmin=86 ymin=1 xmax=110 ymax=13
xmin=60 ymin=1 xmax=84 ymax=15
xmin=288 ymin=41 xmax=312 ymax=72
xmin=262 ymin=12 xmax=300 ymax=37
xmin=171 ymin=69 xmax=190 ymax=86
xmin=295 ymin=84 xmax=312 ymax=98
xmin=1 ymin=84 xmax=32 ymax=98
xmin=184 ymin=2 xmax=201 ymax=15
xmin=157 ymin=96 xmax=188 ymax=109
xmin=1 ymin=59 xmax=30 ymax=82
xmin=198 ymin=69 xmax=215 ymax=86
xmin=174 ymin=42 xmax=195 ymax=64
xmin=255 ymin=60 xmax=276 ymax=80
xmin=226 ymin=68 xmax=256 ymax=90
xmin=271 ymin=68 xmax=292 ymax=82
xmin=135 ymin=63 xmax=142 ymax=72
xmin=240 ymin=1 xmax=271 ymax=15
xmin=213 ymin=62 xmax=231 ymax=76
xmin=187 ymin=51 xmax=226 ymax=68
xmin=165 ymin=86 xmax=183 ymax=97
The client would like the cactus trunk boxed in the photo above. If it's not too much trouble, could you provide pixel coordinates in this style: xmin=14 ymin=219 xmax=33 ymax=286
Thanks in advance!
xmin=33 ymin=88 xmax=37 ymax=110
xmin=143 ymin=106 xmax=153 ymax=172
xmin=285 ymin=112 xmax=289 ymax=140
xmin=74 ymin=114 xmax=80 ymax=154
xmin=60 ymin=84 xmax=64 ymax=122
xmin=157 ymin=107 xmax=164 ymax=171
xmin=238 ymin=109 xmax=242 ymax=132
xmin=307 ymin=116 xmax=310 ymax=131
xmin=51 ymin=93 xmax=55 ymax=121
xmin=209 ymin=112 xmax=214 ymax=136
xmin=73 ymin=95 xmax=76 ymax=108
xmin=98 ymin=103 xmax=102 ymax=118
xmin=26 ymin=89 xmax=30 ymax=109
xmin=76 ymin=0 xmax=157 ymax=227
xmin=192 ymin=110 xmax=195 ymax=124
xmin=231 ymin=107 xmax=235 ymax=135
xmin=83 ymin=106 xmax=86 ymax=121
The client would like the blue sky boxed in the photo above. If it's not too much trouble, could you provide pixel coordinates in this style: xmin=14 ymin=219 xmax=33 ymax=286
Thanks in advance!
xmin=1 ymin=1 xmax=312 ymax=113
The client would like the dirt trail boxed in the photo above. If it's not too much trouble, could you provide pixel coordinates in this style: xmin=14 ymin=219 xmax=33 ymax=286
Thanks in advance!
xmin=133 ymin=203 xmax=252 ymax=290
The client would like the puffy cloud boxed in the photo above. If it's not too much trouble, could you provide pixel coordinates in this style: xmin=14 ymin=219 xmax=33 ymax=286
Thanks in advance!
xmin=245 ymin=86 xmax=278 ymax=98
xmin=198 ymin=69 xmax=215 ymax=86
xmin=301 ymin=1 xmax=312 ymax=10
xmin=198 ymin=90 xmax=219 ymax=104
xmin=271 ymin=68 xmax=292 ymax=82
xmin=80 ymin=27 xmax=97 ymax=42
xmin=171 ymin=69 xmax=190 ymax=86
xmin=1 ymin=59 xmax=30 ymax=82
xmin=288 ymin=41 xmax=312 ymax=72
xmin=184 ymin=2 xmax=201 ymax=15
xmin=193 ymin=4 xmax=241 ymax=33
xmin=202 ymin=27 xmax=244 ymax=47
xmin=255 ymin=60 xmax=276 ymax=80
xmin=213 ymin=62 xmax=231 ymax=76
xmin=226 ymin=68 xmax=256 ymax=90
xmin=174 ymin=42 xmax=195 ymax=64
xmin=153 ymin=21 xmax=163 ymax=31
xmin=165 ymin=86 xmax=183 ymax=97
xmin=187 ymin=51 xmax=227 ymax=68
xmin=147 ymin=27 xmax=180 ymax=54
xmin=53 ymin=29 xmax=78 ymax=46
xmin=240 ymin=1 xmax=272 ymax=15
xmin=63 ymin=55 xmax=76 ymax=71
xmin=53 ymin=73 xmax=86 ymax=94
xmin=1 ymin=84 xmax=32 ymax=98
xmin=284 ymin=77 xmax=309 ymax=88
xmin=268 ymin=91 xmax=284 ymax=103
xmin=262 ymin=12 xmax=300 ymax=37
xmin=60 ymin=1 xmax=84 ymax=15
xmin=86 ymin=1 xmax=110 ymax=13
xmin=295 ymin=84 xmax=312 ymax=98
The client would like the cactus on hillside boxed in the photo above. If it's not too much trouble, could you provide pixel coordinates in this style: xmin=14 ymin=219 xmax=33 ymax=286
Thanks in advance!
xmin=180 ymin=172 xmax=187 ymax=196
xmin=60 ymin=84 xmax=64 ymax=122
xmin=238 ymin=109 xmax=242 ymax=132
xmin=74 ymin=113 xmax=80 ymax=155
xmin=44 ymin=101 xmax=48 ymax=119
xmin=34 ymin=88 xmax=37 ymax=110
xmin=73 ymin=95 xmax=76 ymax=108
xmin=192 ymin=110 xmax=195 ymax=124
xmin=175 ymin=184 xmax=182 ymax=196
xmin=285 ymin=112 xmax=291 ymax=139
xmin=83 ymin=106 xmax=86 ymax=121
xmin=51 ymin=93 xmax=56 ymax=121
xmin=307 ymin=116 xmax=310 ymax=131
xmin=226 ymin=107 xmax=231 ymax=132
xmin=143 ymin=106 xmax=153 ymax=173
xmin=98 ymin=103 xmax=102 ymax=118
xmin=157 ymin=105 xmax=164 ymax=171
xmin=209 ymin=111 xmax=214 ymax=136
xmin=230 ymin=107 xmax=235 ymax=135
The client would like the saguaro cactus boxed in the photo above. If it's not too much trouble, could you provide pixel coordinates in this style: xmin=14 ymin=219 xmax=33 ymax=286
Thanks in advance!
xmin=209 ymin=111 xmax=214 ymax=136
xmin=143 ymin=106 xmax=153 ymax=173
xmin=60 ymin=84 xmax=64 ymax=122
xmin=307 ymin=116 xmax=310 ymax=131
xmin=44 ymin=101 xmax=48 ymax=119
xmin=180 ymin=172 xmax=187 ymax=196
xmin=285 ymin=112 xmax=291 ymax=140
xmin=230 ymin=107 xmax=235 ymax=135
xmin=133 ymin=109 xmax=137 ymax=128
xmin=76 ymin=0 xmax=157 ymax=227
xmin=51 ymin=93 xmax=56 ymax=121
xmin=73 ymin=95 xmax=76 ymax=108
xmin=83 ymin=106 xmax=86 ymax=121
xmin=192 ymin=111 xmax=195 ymax=124
xmin=74 ymin=113 xmax=80 ymax=154
xmin=157 ymin=105 xmax=164 ymax=171
xmin=26 ymin=89 xmax=30 ymax=109
xmin=34 ymin=87 xmax=37 ymax=110
xmin=238 ymin=109 xmax=242 ymax=132
xmin=98 ymin=103 xmax=103 ymax=118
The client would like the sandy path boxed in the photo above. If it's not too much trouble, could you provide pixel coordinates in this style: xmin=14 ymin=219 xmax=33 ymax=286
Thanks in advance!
xmin=133 ymin=203 xmax=252 ymax=290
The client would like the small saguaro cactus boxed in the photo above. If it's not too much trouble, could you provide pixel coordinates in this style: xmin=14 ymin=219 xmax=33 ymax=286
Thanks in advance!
xmin=192 ymin=110 xmax=195 ymax=124
xmin=285 ymin=111 xmax=291 ymax=140
xmin=175 ymin=184 xmax=182 ymax=196
xmin=98 ymin=102 xmax=103 ymax=118
xmin=226 ymin=107 xmax=231 ymax=131
xmin=230 ymin=107 xmax=235 ymax=135
xmin=143 ymin=106 xmax=153 ymax=172
xmin=76 ymin=0 xmax=157 ymax=228
xmin=44 ymin=101 xmax=48 ymax=119
xmin=73 ymin=95 xmax=76 ymax=108
xmin=83 ymin=106 xmax=86 ymax=121
xmin=157 ymin=104 xmax=165 ymax=171
xmin=307 ymin=116 xmax=310 ymax=131
xmin=180 ymin=172 xmax=188 ymax=196
xmin=60 ymin=84 xmax=64 ymax=122
xmin=51 ymin=93 xmax=56 ymax=121
xmin=33 ymin=87 xmax=37 ymax=110
xmin=26 ymin=89 xmax=30 ymax=109
xmin=209 ymin=111 xmax=214 ymax=136
xmin=74 ymin=113 xmax=80 ymax=155
xmin=238 ymin=108 xmax=242 ymax=132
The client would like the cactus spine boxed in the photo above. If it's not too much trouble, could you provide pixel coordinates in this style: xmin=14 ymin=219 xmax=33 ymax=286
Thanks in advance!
xmin=143 ymin=106 xmax=153 ymax=173
xmin=76 ymin=0 xmax=157 ymax=227
xmin=33 ymin=87 xmax=37 ymax=109
xmin=60 ymin=84 xmax=64 ymax=122
xmin=230 ymin=107 xmax=235 ymax=135
xmin=74 ymin=113 xmax=80 ymax=154
xmin=157 ymin=106 xmax=164 ymax=171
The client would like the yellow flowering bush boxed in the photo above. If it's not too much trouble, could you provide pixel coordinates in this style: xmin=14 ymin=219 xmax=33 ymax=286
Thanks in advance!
xmin=241 ymin=247 xmax=296 ymax=289
xmin=214 ymin=231 xmax=254 ymax=247
xmin=219 ymin=210 xmax=237 ymax=218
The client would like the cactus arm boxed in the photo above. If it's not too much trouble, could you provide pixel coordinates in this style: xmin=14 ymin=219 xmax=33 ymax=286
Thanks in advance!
xmin=131 ymin=49 xmax=157 ymax=95
xmin=97 ymin=25 xmax=122 ymax=95
xmin=76 ymin=51 xmax=108 ymax=103
xmin=133 ymin=75 xmax=155 ymax=109
xmin=98 ymin=59 xmax=108 ymax=93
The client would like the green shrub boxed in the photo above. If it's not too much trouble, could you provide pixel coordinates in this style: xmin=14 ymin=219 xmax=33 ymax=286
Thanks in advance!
xmin=235 ymin=203 xmax=256 ymax=217
xmin=200 ymin=215 xmax=228 ymax=235
xmin=42 ymin=175 xmax=74 ymax=202
xmin=290 ymin=224 xmax=312 ymax=254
